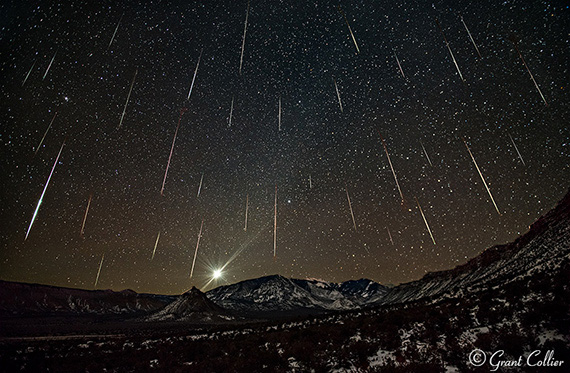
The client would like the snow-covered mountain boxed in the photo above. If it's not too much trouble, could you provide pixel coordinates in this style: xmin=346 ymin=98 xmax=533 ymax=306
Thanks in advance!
xmin=206 ymin=275 xmax=388 ymax=314
xmin=145 ymin=287 xmax=233 ymax=322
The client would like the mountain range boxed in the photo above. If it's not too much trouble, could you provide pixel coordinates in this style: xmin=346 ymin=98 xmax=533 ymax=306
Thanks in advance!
xmin=1 ymin=188 xmax=569 ymax=322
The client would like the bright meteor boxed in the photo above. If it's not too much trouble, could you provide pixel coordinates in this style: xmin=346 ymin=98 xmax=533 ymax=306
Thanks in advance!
xmin=34 ymin=111 xmax=58 ymax=156
xmin=338 ymin=6 xmax=360 ymax=54
xmin=190 ymin=219 xmax=204 ymax=278
xmin=25 ymin=139 xmax=65 ymax=241
xmin=463 ymin=138 xmax=502 ymax=216
xmin=274 ymin=185 xmax=277 ymax=260
xmin=378 ymin=131 xmax=405 ymax=206
xmin=460 ymin=14 xmax=481 ymax=58
xmin=161 ymin=107 xmax=187 ymax=196
xmin=278 ymin=96 xmax=282 ymax=131
xmin=415 ymin=196 xmax=436 ymax=245
xmin=244 ymin=193 xmax=249 ymax=232
xmin=22 ymin=60 xmax=36 ymax=87
xmin=42 ymin=51 xmax=57 ymax=81
xmin=511 ymin=38 xmax=548 ymax=106
xmin=94 ymin=254 xmax=104 ymax=288
xmin=387 ymin=227 xmax=395 ymax=245
xmin=151 ymin=232 xmax=160 ymax=260
xmin=108 ymin=14 xmax=123 ymax=49
xmin=393 ymin=50 xmax=406 ymax=79
xmin=80 ymin=193 xmax=92 ymax=238
xmin=187 ymin=49 xmax=203 ymax=101
xmin=333 ymin=78 xmax=343 ymax=113
xmin=228 ymin=96 xmax=234 ymax=127
xmin=345 ymin=183 xmax=357 ymax=232
xmin=239 ymin=0 xmax=250 ymax=75
xmin=197 ymin=172 xmax=204 ymax=197
xmin=508 ymin=133 xmax=525 ymax=166
xmin=420 ymin=141 xmax=433 ymax=167
xmin=435 ymin=18 xmax=465 ymax=82
xmin=118 ymin=69 xmax=137 ymax=130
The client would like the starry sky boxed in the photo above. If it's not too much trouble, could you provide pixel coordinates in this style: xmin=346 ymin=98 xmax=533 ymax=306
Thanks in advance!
xmin=1 ymin=0 xmax=568 ymax=295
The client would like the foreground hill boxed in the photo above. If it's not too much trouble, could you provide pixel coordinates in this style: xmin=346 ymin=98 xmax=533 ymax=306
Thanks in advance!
xmin=145 ymin=287 xmax=234 ymax=322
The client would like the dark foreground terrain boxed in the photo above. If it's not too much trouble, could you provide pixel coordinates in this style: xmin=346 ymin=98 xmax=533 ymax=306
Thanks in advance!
xmin=1 ymin=261 xmax=569 ymax=372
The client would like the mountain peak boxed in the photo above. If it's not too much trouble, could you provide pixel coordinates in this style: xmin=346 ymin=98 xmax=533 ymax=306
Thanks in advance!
xmin=146 ymin=286 xmax=227 ymax=321
xmin=181 ymin=286 xmax=203 ymax=297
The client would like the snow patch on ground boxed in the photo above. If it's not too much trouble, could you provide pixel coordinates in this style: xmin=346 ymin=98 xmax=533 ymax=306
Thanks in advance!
xmin=538 ymin=329 xmax=566 ymax=346
xmin=368 ymin=348 xmax=394 ymax=367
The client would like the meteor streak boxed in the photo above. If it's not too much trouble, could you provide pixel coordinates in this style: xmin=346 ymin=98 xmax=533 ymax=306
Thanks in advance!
xmin=415 ymin=197 xmax=436 ymax=245
xmin=463 ymin=138 xmax=501 ymax=216
xmin=244 ymin=193 xmax=249 ymax=232
xmin=278 ymin=96 xmax=282 ymax=131
xmin=338 ymin=6 xmax=360 ymax=53
xmin=80 ymin=194 xmax=92 ymax=237
xmin=187 ymin=49 xmax=203 ymax=100
xmin=94 ymin=254 xmax=104 ymax=288
xmin=151 ymin=232 xmax=160 ymax=260
xmin=197 ymin=172 xmax=204 ymax=197
xmin=190 ymin=219 xmax=204 ymax=278
xmin=239 ymin=0 xmax=250 ymax=75
xmin=118 ymin=69 xmax=137 ymax=129
xmin=34 ymin=111 xmax=58 ymax=156
xmin=228 ymin=96 xmax=234 ymax=127
xmin=274 ymin=185 xmax=277 ymax=259
xmin=160 ymin=108 xmax=187 ymax=195
xmin=508 ymin=133 xmax=525 ymax=166
xmin=42 ymin=51 xmax=57 ymax=81
xmin=108 ymin=14 xmax=123 ymax=49
xmin=394 ymin=50 xmax=406 ymax=79
xmin=420 ymin=141 xmax=433 ymax=167
xmin=309 ymin=175 xmax=312 ymax=189
xmin=378 ymin=131 xmax=405 ymax=205
xmin=511 ymin=39 xmax=548 ymax=106
xmin=345 ymin=183 xmax=357 ymax=232
xmin=333 ymin=78 xmax=343 ymax=112
xmin=22 ymin=60 xmax=36 ymax=86
xmin=387 ymin=227 xmax=394 ymax=245
xmin=460 ymin=14 xmax=481 ymax=58
xmin=25 ymin=139 xmax=65 ymax=241
xmin=435 ymin=18 xmax=465 ymax=82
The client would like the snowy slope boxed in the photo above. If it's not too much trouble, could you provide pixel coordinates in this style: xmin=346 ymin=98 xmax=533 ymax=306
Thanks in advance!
xmin=379 ymin=189 xmax=570 ymax=305
xmin=206 ymin=275 xmax=388 ymax=313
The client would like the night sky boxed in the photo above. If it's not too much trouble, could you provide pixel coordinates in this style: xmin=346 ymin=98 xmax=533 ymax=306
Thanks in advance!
xmin=1 ymin=0 xmax=568 ymax=295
